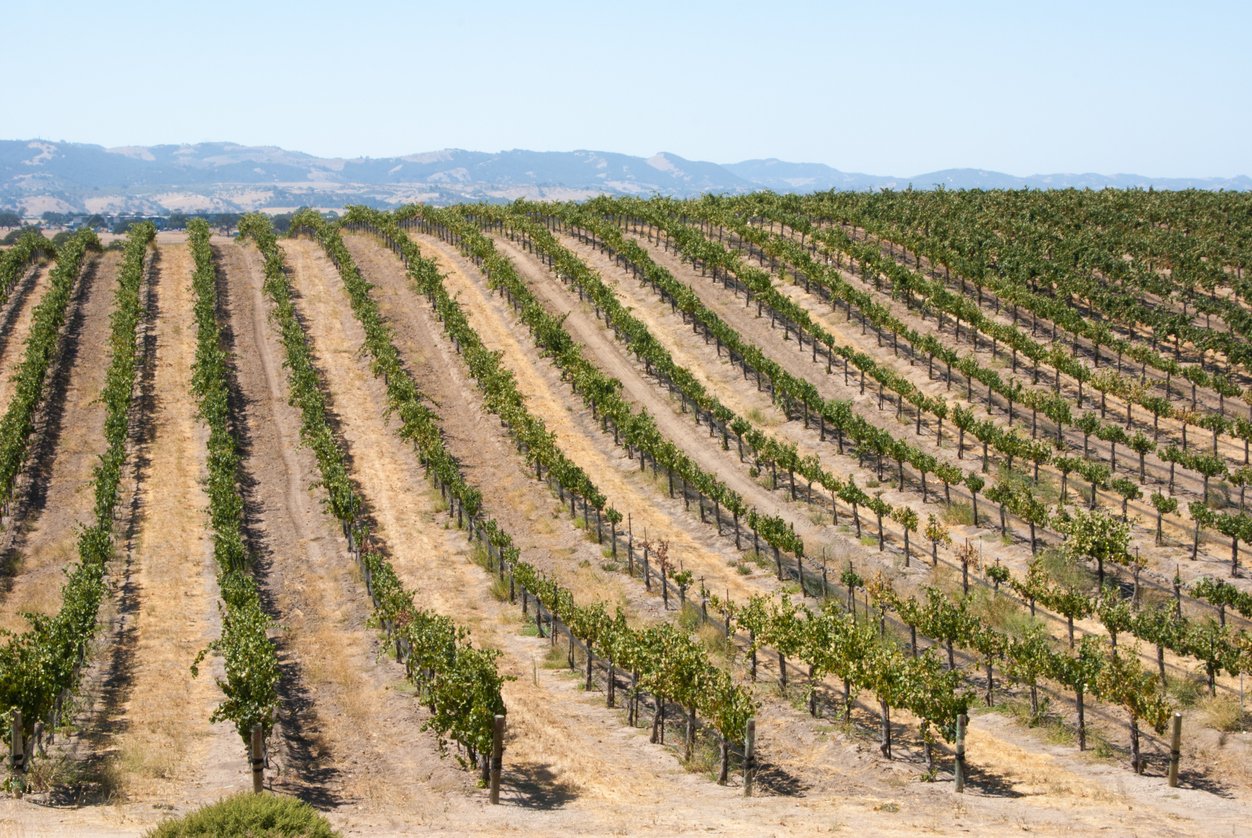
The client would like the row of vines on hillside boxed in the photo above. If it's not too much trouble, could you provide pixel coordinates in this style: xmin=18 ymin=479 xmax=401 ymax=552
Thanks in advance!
xmin=329 ymin=208 xmax=759 ymax=779
xmin=247 ymin=213 xmax=508 ymax=768
xmin=1 ymin=224 xmax=150 ymax=787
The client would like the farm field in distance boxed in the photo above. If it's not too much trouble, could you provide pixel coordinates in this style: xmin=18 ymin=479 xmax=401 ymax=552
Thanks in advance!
xmin=3 ymin=189 xmax=1252 ymax=836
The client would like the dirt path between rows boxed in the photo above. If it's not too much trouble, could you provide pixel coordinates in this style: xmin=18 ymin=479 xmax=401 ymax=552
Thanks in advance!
xmin=825 ymin=222 xmax=1247 ymax=407
xmin=0 ymin=262 xmax=51 ymax=403
xmin=751 ymin=226 xmax=1241 ymax=533
xmin=223 ymin=235 xmax=477 ymax=824
xmin=287 ymin=234 xmax=779 ymax=835
xmin=625 ymin=231 xmax=1230 ymax=582
xmin=3 ymin=228 xmax=1242 ymax=836
xmin=407 ymin=230 xmax=779 ymax=606
xmin=337 ymin=229 xmax=1249 ymax=835
xmin=100 ymin=240 xmax=241 ymax=813
xmin=549 ymin=230 xmax=1014 ymax=574
xmin=0 ymin=250 xmax=117 ymax=629
xmin=637 ymin=229 xmax=1251 ymax=621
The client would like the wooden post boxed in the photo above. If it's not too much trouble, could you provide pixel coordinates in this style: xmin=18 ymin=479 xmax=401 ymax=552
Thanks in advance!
xmin=627 ymin=513 xmax=634 ymax=575
xmin=250 ymin=724 xmax=264 ymax=792
xmin=1168 ymin=712 xmax=1182 ymax=788
xmin=743 ymin=717 xmax=756 ymax=797
xmin=489 ymin=714 xmax=506 ymax=804
xmin=954 ymin=713 xmax=967 ymax=793
xmin=10 ymin=709 xmax=23 ymax=798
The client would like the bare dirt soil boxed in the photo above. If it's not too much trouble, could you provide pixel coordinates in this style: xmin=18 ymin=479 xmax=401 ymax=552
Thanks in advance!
xmin=0 ymin=250 xmax=117 ymax=630
xmin=2 ymin=230 xmax=1250 ymax=837
xmin=99 ymin=240 xmax=242 ymax=808
xmin=0 ymin=263 xmax=53 ymax=407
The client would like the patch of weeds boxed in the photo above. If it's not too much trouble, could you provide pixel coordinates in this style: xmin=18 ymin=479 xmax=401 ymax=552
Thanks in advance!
xmin=943 ymin=502 xmax=974 ymax=526
xmin=488 ymin=575 xmax=511 ymax=602
xmin=470 ymin=543 xmax=492 ymax=572
xmin=1167 ymin=673 xmax=1206 ymax=708
xmin=578 ymin=558 xmax=591 ymax=569
xmin=993 ymin=695 xmax=1055 ymax=731
xmin=996 ymin=607 xmax=1047 ymax=640
xmin=687 ymin=737 xmax=721 ymax=778
xmin=677 ymin=602 xmax=704 ymax=632
xmin=147 ymin=792 xmax=337 ymax=838
xmin=746 ymin=551 xmax=771 ymax=570
xmin=747 ymin=407 xmax=771 ymax=426
xmin=1200 ymin=694 xmax=1248 ymax=731
xmin=601 ymin=561 xmax=620 ymax=573
xmin=391 ymin=679 xmax=418 ymax=696
xmin=541 ymin=644 xmax=568 ymax=669
xmin=1042 ymin=719 xmax=1077 ymax=747
xmin=23 ymin=749 xmax=117 ymax=800
xmin=1090 ymin=730 xmax=1114 ymax=760
xmin=966 ymin=586 xmax=1026 ymax=633
xmin=697 ymin=623 xmax=736 ymax=663
xmin=1036 ymin=545 xmax=1095 ymax=592
xmin=1033 ymin=473 xmax=1061 ymax=506
xmin=735 ymin=562 xmax=752 ymax=576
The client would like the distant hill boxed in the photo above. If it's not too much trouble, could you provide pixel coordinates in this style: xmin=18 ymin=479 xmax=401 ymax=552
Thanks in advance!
xmin=2 ymin=139 xmax=1248 ymax=216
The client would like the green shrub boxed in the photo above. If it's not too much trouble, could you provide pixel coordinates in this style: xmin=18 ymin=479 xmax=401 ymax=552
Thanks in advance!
xmin=147 ymin=792 xmax=338 ymax=837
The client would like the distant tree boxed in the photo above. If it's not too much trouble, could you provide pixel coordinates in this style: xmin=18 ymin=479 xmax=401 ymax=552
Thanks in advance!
xmin=1 ymin=225 xmax=42 ymax=245
xmin=271 ymin=213 xmax=295 ymax=234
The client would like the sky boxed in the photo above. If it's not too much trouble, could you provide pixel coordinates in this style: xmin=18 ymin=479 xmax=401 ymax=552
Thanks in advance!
xmin=1 ymin=0 xmax=1249 ymax=177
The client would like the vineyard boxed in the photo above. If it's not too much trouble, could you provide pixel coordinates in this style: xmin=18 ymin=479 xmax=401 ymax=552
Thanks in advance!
xmin=1 ymin=190 xmax=1252 ymax=835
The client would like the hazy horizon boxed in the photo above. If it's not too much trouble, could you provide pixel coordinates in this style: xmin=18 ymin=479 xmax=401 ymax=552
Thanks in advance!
xmin=6 ymin=137 xmax=1251 ymax=182
xmin=2 ymin=1 xmax=1248 ymax=178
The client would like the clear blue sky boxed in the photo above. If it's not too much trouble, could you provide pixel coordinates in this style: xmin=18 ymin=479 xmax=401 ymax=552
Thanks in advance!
xmin=2 ymin=0 xmax=1248 ymax=176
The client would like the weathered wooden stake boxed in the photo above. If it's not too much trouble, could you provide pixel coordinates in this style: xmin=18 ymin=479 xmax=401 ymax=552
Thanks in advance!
xmin=743 ymin=717 xmax=756 ymax=797
xmin=250 ymin=724 xmax=264 ymax=792
xmin=490 ymin=714 xmax=506 ymax=804
xmin=1168 ymin=712 xmax=1182 ymax=788
xmin=10 ymin=710 xmax=24 ymax=798
xmin=954 ymin=713 xmax=968 ymax=793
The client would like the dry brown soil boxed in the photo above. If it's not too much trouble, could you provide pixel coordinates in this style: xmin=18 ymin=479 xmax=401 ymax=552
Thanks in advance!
xmin=1 ymin=232 xmax=1250 ymax=837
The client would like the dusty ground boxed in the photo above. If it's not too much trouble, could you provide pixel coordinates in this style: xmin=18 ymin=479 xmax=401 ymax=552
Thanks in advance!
xmin=0 ymin=250 xmax=116 ymax=629
xmin=0 ymin=263 xmax=53 ymax=409
xmin=747 ymin=225 xmax=1245 ymax=575
xmin=620 ymin=228 xmax=1246 ymax=603
xmin=1 ymin=229 xmax=1250 ymax=836
xmin=98 ymin=240 xmax=242 ymax=808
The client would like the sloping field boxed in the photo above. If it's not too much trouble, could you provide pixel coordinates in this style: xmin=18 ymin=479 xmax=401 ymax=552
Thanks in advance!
xmin=3 ymin=190 xmax=1252 ymax=836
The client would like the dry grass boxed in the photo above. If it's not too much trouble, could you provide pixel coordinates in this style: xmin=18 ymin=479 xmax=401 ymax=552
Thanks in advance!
xmin=942 ymin=501 xmax=974 ymax=526
xmin=113 ymin=242 xmax=229 ymax=802
xmin=1200 ymin=694 xmax=1250 ymax=732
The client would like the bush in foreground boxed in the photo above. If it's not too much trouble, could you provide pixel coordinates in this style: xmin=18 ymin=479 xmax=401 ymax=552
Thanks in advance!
xmin=146 ymin=792 xmax=338 ymax=838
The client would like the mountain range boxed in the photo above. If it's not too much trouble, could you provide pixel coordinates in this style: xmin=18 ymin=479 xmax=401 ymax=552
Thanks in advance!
xmin=3 ymin=139 xmax=1248 ymax=216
